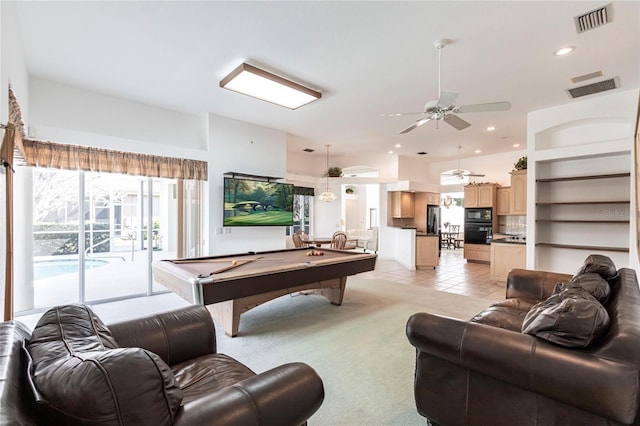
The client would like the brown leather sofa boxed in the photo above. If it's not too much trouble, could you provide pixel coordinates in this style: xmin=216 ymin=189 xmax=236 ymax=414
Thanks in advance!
xmin=406 ymin=265 xmax=640 ymax=426
xmin=1 ymin=304 xmax=324 ymax=425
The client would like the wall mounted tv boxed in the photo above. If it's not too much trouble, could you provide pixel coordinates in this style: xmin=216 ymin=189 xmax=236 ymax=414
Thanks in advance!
xmin=223 ymin=177 xmax=294 ymax=226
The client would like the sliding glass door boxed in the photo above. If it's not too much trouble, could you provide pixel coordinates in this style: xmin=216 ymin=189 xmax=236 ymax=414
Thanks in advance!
xmin=29 ymin=169 xmax=189 ymax=311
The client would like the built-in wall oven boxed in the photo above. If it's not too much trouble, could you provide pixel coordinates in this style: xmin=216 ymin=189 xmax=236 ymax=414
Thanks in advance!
xmin=464 ymin=207 xmax=492 ymax=245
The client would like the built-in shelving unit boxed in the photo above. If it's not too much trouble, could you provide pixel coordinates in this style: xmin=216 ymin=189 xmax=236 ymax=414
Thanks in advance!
xmin=535 ymin=156 xmax=632 ymax=269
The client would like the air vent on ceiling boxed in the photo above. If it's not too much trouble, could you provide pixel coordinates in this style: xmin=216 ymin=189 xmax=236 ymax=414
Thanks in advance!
xmin=303 ymin=148 xmax=315 ymax=152
xmin=574 ymin=4 xmax=612 ymax=34
xmin=566 ymin=77 xmax=619 ymax=99
xmin=571 ymin=71 xmax=604 ymax=84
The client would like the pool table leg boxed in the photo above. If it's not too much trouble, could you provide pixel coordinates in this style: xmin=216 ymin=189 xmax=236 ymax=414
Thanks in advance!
xmin=317 ymin=276 xmax=347 ymax=305
xmin=207 ymin=300 xmax=240 ymax=337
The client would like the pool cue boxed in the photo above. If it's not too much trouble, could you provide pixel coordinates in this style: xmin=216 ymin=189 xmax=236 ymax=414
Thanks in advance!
xmin=198 ymin=256 xmax=264 ymax=277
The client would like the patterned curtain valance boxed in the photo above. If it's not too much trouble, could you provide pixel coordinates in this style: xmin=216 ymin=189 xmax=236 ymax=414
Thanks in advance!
xmin=293 ymin=186 xmax=315 ymax=196
xmin=20 ymin=139 xmax=208 ymax=181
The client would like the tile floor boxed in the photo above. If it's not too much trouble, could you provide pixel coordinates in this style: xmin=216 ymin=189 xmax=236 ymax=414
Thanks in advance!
xmin=359 ymin=247 xmax=506 ymax=302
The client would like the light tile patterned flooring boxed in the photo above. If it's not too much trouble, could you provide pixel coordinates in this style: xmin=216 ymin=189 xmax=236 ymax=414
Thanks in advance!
xmin=359 ymin=248 xmax=506 ymax=302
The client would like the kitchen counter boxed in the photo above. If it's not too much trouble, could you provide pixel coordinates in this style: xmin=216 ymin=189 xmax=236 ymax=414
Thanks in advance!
xmin=490 ymin=239 xmax=526 ymax=281
xmin=492 ymin=238 xmax=526 ymax=245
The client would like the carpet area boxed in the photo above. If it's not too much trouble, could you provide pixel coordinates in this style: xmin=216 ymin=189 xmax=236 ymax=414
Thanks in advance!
xmin=214 ymin=277 xmax=497 ymax=426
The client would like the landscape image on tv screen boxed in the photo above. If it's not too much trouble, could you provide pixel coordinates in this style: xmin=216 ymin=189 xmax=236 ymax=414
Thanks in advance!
xmin=223 ymin=177 xmax=294 ymax=226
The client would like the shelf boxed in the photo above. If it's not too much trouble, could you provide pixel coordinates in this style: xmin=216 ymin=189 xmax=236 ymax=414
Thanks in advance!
xmin=536 ymin=220 xmax=630 ymax=224
xmin=536 ymin=200 xmax=629 ymax=205
xmin=535 ymin=243 xmax=629 ymax=253
xmin=536 ymin=172 xmax=630 ymax=183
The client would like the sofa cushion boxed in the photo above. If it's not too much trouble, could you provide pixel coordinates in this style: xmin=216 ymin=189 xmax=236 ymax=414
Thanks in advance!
xmin=576 ymin=254 xmax=617 ymax=282
xmin=554 ymin=273 xmax=610 ymax=303
xmin=26 ymin=304 xmax=183 ymax=425
xmin=173 ymin=353 xmax=255 ymax=404
xmin=470 ymin=298 xmax=538 ymax=331
xmin=522 ymin=287 xmax=610 ymax=348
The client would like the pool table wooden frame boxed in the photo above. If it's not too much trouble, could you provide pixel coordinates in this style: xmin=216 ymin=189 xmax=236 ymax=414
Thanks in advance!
xmin=152 ymin=248 xmax=377 ymax=336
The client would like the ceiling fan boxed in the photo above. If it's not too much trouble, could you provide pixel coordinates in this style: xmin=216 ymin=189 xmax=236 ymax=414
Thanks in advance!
xmin=384 ymin=39 xmax=511 ymax=134
xmin=441 ymin=145 xmax=485 ymax=179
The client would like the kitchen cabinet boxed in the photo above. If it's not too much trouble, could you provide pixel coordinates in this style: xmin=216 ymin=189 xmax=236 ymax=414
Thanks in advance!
xmin=496 ymin=187 xmax=511 ymax=215
xmin=390 ymin=191 xmax=415 ymax=218
xmin=510 ymin=170 xmax=527 ymax=215
xmin=416 ymin=236 xmax=439 ymax=268
xmin=464 ymin=184 xmax=497 ymax=208
xmin=490 ymin=242 xmax=526 ymax=281
xmin=426 ymin=192 xmax=440 ymax=206
xmin=464 ymin=243 xmax=490 ymax=263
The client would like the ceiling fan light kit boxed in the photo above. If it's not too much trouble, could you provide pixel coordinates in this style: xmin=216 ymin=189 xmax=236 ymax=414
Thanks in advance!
xmin=440 ymin=145 xmax=486 ymax=179
xmin=319 ymin=144 xmax=336 ymax=202
xmin=390 ymin=38 xmax=511 ymax=134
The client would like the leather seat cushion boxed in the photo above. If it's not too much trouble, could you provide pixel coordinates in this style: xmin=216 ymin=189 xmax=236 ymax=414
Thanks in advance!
xmin=26 ymin=304 xmax=183 ymax=425
xmin=522 ymin=286 xmax=610 ymax=348
xmin=470 ymin=298 xmax=538 ymax=331
xmin=173 ymin=353 xmax=255 ymax=403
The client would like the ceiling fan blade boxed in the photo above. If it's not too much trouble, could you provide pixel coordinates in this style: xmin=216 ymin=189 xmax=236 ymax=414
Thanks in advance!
xmin=380 ymin=112 xmax=427 ymax=117
xmin=443 ymin=114 xmax=471 ymax=130
xmin=436 ymin=91 xmax=459 ymax=108
xmin=399 ymin=117 xmax=431 ymax=134
xmin=455 ymin=101 xmax=511 ymax=113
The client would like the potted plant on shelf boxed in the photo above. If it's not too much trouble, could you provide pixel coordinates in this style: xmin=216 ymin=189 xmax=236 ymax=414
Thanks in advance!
xmin=345 ymin=186 xmax=355 ymax=194
xmin=513 ymin=156 xmax=527 ymax=171
xmin=327 ymin=167 xmax=343 ymax=177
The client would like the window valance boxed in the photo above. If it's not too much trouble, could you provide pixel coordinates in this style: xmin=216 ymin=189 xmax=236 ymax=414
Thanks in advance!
xmin=20 ymin=139 xmax=208 ymax=181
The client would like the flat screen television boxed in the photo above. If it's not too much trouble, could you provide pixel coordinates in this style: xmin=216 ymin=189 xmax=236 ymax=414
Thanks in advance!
xmin=223 ymin=177 xmax=294 ymax=226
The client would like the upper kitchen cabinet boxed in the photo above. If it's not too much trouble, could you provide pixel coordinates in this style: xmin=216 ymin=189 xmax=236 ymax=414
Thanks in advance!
xmin=390 ymin=191 xmax=415 ymax=218
xmin=426 ymin=192 xmax=440 ymax=206
xmin=496 ymin=187 xmax=511 ymax=215
xmin=510 ymin=170 xmax=527 ymax=215
xmin=464 ymin=184 xmax=498 ymax=208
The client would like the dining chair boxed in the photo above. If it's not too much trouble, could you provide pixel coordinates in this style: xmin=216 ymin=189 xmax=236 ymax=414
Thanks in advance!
xmin=331 ymin=231 xmax=348 ymax=250
xmin=448 ymin=225 xmax=460 ymax=249
xmin=292 ymin=231 xmax=308 ymax=248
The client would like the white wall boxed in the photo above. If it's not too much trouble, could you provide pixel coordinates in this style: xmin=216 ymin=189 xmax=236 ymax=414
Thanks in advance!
xmin=1 ymin=1 xmax=30 ymax=315
xmin=207 ymin=114 xmax=289 ymax=254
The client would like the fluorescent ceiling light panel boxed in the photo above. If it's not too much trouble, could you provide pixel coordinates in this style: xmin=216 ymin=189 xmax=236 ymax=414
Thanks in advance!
xmin=220 ymin=63 xmax=321 ymax=109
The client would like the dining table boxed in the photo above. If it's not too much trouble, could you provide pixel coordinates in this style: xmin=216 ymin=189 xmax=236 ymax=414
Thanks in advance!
xmin=301 ymin=236 xmax=333 ymax=247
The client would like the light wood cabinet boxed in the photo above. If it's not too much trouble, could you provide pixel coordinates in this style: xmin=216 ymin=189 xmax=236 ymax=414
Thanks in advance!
xmin=496 ymin=187 xmax=511 ymax=215
xmin=464 ymin=184 xmax=497 ymax=208
xmin=464 ymin=243 xmax=490 ymax=263
xmin=391 ymin=191 xmax=415 ymax=218
xmin=490 ymin=242 xmax=526 ymax=281
xmin=510 ymin=170 xmax=527 ymax=215
xmin=426 ymin=192 xmax=440 ymax=206
xmin=416 ymin=236 xmax=439 ymax=268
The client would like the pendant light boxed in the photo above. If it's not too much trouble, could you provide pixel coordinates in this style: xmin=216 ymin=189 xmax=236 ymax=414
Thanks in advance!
xmin=319 ymin=144 xmax=336 ymax=202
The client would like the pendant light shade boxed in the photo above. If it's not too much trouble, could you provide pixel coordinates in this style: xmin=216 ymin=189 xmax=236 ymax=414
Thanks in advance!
xmin=319 ymin=144 xmax=336 ymax=202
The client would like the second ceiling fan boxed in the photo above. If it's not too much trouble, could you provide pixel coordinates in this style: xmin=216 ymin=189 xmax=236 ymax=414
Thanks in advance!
xmin=386 ymin=39 xmax=511 ymax=134
xmin=441 ymin=145 xmax=486 ymax=179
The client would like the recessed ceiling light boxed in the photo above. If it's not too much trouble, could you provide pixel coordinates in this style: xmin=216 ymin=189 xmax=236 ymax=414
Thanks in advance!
xmin=388 ymin=150 xmax=394 ymax=154
xmin=220 ymin=62 xmax=321 ymax=109
xmin=395 ymin=144 xmax=402 ymax=148
xmin=486 ymin=126 xmax=495 ymax=131
xmin=513 ymin=144 xmax=520 ymax=148
xmin=475 ymin=150 xmax=482 ymax=154
xmin=554 ymin=46 xmax=575 ymax=56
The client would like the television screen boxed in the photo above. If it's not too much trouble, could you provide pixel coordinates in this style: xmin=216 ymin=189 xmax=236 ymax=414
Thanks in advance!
xmin=223 ymin=177 xmax=294 ymax=226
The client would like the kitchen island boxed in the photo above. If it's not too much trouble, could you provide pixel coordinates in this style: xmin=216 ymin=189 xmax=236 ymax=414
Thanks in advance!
xmin=416 ymin=233 xmax=439 ymax=269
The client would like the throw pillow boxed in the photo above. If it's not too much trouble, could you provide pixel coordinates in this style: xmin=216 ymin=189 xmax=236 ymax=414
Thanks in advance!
xmin=522 ymin=287 xmax=610 ymax=348
xmin=575 ymin=254 xmax=618 ymax=282
xmin=553 ymin=272 xmax=610 ymax=304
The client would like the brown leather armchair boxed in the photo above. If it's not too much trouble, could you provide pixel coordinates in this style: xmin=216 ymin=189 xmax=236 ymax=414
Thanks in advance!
xmin=2 ymin=304 xmax=324 ymax=425
xmin=407 ymin=267 xmax=640 ymax=426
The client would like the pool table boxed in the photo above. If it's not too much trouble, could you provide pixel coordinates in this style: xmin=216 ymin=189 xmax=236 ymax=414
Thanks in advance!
xmin=152 ymin=247 xmax=377 ymax=336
